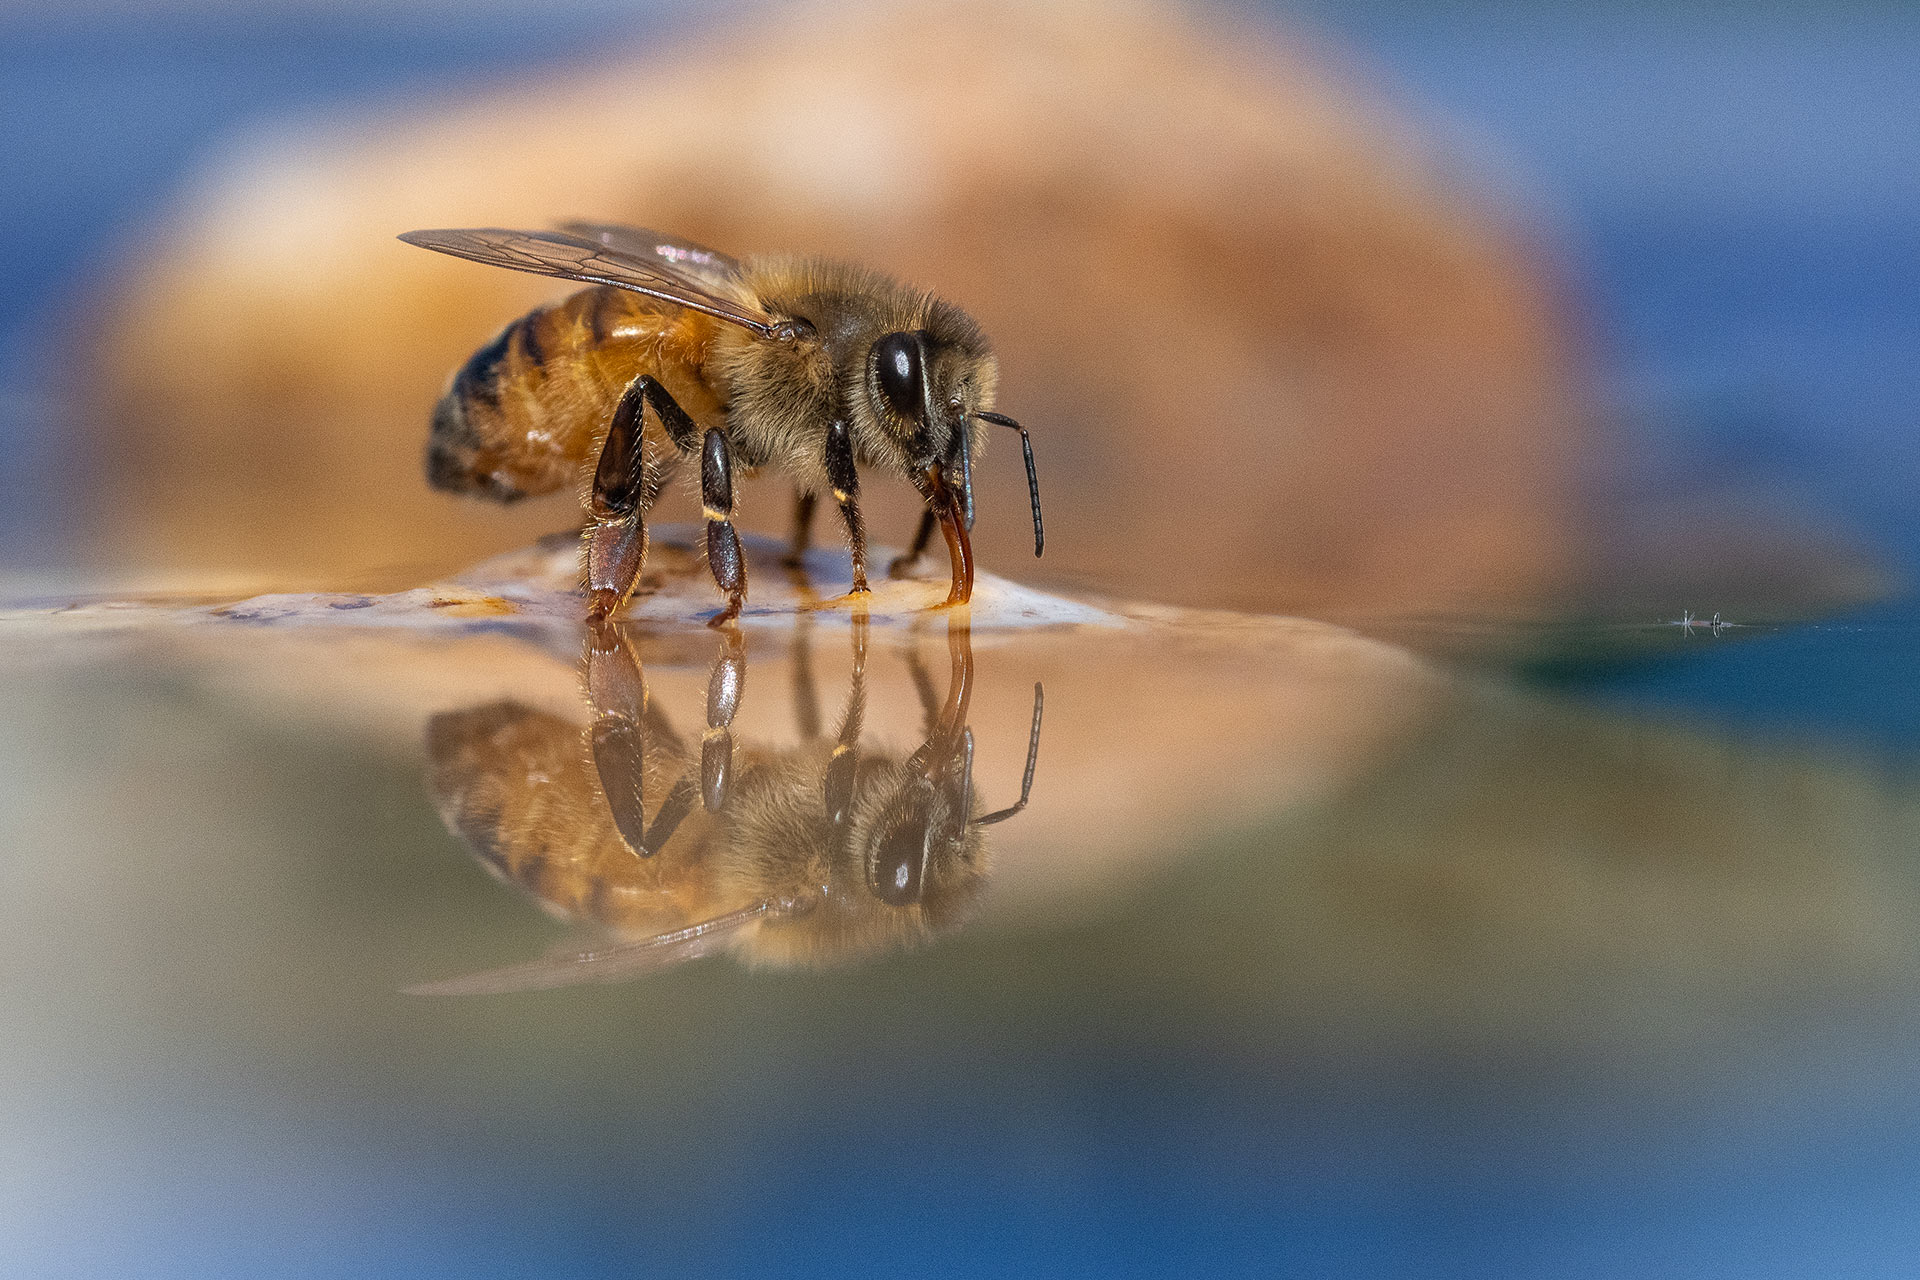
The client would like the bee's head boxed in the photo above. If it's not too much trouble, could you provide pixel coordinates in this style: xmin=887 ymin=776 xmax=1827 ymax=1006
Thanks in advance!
xmin=863 ymin=316 xmax=997 ymax=527
xmin=858 ymin=304 xmax=1044 ymax=571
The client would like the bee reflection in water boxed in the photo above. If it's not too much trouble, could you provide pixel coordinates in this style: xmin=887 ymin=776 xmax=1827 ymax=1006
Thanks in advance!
xmin=413 ymin=619 xmax=1042 ymax=994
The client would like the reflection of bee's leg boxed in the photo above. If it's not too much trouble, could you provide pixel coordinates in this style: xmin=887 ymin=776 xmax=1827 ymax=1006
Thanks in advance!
xmin=701 ymin=428 xmax=748 ymax=627
xmin=904 ymin=642 xmax=940 ymax=735
xmin=784 ymin=490 xmax=817 ymax=568
xmin=791 ymin=607 xmax=822 ymax=741
xmin=584 ymin=375 xmax=692 ymax=621
xmin=637 ymin=776 xmax=697 ymax=857
xmin=888 ymin=509 xmax=937 ymax=579
xmin=825 ymin=616 xmax=869 ymax=827
xmin=584 ymin=620 xmax=652 ymax=854
xmin=825 ymin=417 xmax=871 ymax=595
xmin=702 ymin=630 xmax=745 ymax=811
xmin=583 ymin=620 xmax=706 ymax=856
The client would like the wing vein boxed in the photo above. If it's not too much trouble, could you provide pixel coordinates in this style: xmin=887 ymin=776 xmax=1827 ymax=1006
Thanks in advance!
xmin=399 ymin=226 xmax=775 ymax=336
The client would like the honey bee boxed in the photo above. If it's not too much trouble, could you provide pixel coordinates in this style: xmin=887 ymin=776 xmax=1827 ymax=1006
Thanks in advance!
xmin=399 ymin=223 xmax=1044 ymax=624
xmin=409 ymin=619 xmax=1043 ymax=993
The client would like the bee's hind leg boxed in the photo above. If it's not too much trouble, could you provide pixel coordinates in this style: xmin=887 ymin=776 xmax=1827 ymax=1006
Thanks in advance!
xmin=585 ymin=374 xmax=700 ymax=621
xmin=584 ymin=376 xmax=659 ymax=621
xmin=584 ymin=519 xmax=647 ymax=623
xmin=701 ymin=428 xmax=748 ymax=627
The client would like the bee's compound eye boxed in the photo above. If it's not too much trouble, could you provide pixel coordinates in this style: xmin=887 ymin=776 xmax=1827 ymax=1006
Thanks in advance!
xmin=873 ymin=331 xmax=924 ymax=421
xmin=868 ymin=818 xmax=930 ymax=906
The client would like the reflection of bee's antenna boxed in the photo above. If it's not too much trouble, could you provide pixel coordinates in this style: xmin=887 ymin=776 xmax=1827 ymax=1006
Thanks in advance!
xmin=976 ymin=683 xmax=1044 ymax=826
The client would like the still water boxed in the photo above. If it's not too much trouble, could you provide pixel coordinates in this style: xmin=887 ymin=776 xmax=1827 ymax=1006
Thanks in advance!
xmin=5 ymin=537 xmax=1920 ymax=1276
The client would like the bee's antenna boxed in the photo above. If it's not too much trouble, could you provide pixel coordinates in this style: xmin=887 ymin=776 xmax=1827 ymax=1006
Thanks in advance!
xmin=972 ymin=412 xmax=1043 ymax=556
xmin=975 ymin=683 xmax=1043 ymax=826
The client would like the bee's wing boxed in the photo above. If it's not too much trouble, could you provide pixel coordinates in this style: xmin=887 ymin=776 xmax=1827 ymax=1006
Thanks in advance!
xmin=398 ymin=226 xmax=777 ymax=336
xmin=554 ymin=221 xmax=747 ymax=294
xmin=402 ymin=900 xmax=772 ymax=996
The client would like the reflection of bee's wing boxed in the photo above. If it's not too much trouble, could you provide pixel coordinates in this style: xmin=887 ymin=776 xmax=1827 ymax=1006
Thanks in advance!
xmin=402 ymin=901 xmax=772 ymax=996
xmin=555 ymin=221 xmax=747 ymax=295
xmin=397 ymin=226 xmax=778 ymax=335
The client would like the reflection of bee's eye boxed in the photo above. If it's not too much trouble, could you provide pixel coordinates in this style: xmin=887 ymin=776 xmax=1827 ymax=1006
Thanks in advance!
xmin=873 ymin=332 xmax=923 ymax=421
xmin=869 ymin=817 xmax=930 ymax=906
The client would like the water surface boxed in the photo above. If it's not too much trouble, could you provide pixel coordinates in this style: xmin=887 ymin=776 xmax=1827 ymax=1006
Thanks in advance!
xmin=5 ymin=545 xmax=1920 ymax=1276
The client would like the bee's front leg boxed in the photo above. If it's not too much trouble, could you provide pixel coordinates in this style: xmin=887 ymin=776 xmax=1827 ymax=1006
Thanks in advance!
xmin=888 ymin=509 xmax=937 ymax=579
xmin=701 ymin=427 xmax=748 ymax=627
xmin=825 ymin=417 xmax=871 ymax=596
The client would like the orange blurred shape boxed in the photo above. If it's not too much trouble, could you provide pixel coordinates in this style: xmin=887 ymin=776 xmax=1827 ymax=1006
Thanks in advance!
xmin=79 ymin=0 xmax=1600 ymax=618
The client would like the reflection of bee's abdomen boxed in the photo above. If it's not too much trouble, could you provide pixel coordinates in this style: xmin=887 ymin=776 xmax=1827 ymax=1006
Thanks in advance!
xmin=425 ymin=701 xmax=710 ymax=932
xmin=425 ymin=286 xmax=715 ymax=504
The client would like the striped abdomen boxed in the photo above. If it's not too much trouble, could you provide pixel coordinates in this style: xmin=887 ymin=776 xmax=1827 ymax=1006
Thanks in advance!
xmin=425 ymin=700 xmax=721 ymax=932
xmin=425 ymin=285 xmax=724 ymax=503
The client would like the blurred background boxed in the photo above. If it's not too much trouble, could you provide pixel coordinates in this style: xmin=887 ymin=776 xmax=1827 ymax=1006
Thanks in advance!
xmin=3 ymin=0 xmax=1916 ymax=714
xmin=4 ymin=0 xmax=1920 ymax=1275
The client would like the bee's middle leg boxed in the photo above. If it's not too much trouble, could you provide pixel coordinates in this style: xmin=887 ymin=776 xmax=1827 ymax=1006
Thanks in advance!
xmin=701 ymin=428 xmax=748 ymax=627
xmin=784 ymin=489 xmax=817 ymax=568
xmin=824 ymin=417 xmax=871 ymax=596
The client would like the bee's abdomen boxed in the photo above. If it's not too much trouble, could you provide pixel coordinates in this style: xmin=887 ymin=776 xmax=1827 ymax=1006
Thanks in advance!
xmin=427 ymin=386 xmax=526 ymax=501
xmin=426 ymin=289 xmax=661 ymax=503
